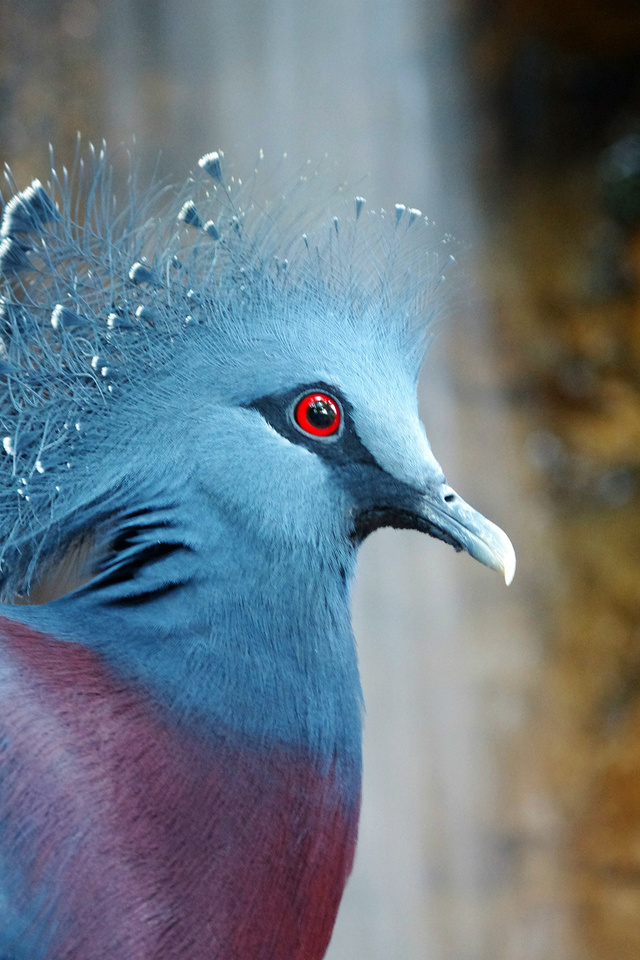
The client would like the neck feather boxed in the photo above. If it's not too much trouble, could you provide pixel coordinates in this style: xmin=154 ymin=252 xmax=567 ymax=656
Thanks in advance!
xmin=4 ymin=502 xmax=364 ymax=770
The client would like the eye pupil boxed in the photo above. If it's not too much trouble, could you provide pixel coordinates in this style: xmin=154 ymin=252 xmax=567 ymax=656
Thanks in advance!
xmin=306 ymin=399 xmax=335 ymax=429
xmin=294 ymin=392 xmax=341 ymax=437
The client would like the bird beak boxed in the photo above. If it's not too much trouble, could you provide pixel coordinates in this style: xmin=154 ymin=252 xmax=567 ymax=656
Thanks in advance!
xmin=411 ymin=483 xmax=516 ymax=586
xmin=351 ymin=474 xmax=516 ymax=585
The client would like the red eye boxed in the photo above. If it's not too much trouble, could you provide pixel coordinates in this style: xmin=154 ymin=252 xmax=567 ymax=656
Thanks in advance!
xmin=294 ymin=392 xmax=341 ymax=437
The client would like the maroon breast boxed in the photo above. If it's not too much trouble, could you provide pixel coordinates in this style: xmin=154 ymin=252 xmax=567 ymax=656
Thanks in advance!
xmin=0 ymin=619 xmax=360 ymax=959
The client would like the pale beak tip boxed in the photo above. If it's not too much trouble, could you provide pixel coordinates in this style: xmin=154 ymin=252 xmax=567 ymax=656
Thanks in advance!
xmin=501 ymin=537 xmax=516 ymax=586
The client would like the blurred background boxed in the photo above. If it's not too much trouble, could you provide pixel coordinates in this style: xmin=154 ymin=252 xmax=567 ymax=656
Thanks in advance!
xmin=2 ymin=0 xmax=640 ymax=957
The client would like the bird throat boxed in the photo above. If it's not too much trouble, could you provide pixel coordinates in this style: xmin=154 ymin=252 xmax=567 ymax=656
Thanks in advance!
xmin=32 ymin=523 xmax=366 ymax=772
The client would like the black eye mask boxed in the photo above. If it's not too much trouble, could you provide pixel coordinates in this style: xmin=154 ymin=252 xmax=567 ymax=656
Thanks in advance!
xmin=248 ymin=382 xmax=379 ymax=469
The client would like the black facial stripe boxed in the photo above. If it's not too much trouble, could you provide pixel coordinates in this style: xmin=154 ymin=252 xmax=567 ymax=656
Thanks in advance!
xmin=248 ymin=382 xmax=379 ymax=468
xmin=333 ymin=461 xmax=461 ymax=549
xmin=249 ymin=383 xmax=463 ymax=552
xmin=351 ymin=504 xmax=463 ymax=549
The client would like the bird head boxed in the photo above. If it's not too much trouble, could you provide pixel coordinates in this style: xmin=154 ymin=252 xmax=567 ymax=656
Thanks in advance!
xmin=0 ymin=148 xmax=514 ymax=599
xmin=167 ymin=301 xmax=514 ymax=590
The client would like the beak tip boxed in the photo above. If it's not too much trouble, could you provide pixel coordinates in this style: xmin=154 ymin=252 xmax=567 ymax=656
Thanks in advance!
xmin=504 ymin=556 xmax=516 ymax=586
xmin=500 ymin=536 xmax=516 ymax=586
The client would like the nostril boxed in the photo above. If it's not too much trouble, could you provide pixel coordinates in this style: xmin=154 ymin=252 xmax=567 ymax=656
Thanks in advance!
xmin=444 ymin=492 xmax=455 ymax=503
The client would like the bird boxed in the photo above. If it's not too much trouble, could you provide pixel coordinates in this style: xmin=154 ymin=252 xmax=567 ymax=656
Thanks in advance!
xmin=0 ymin=143 xmax=515 ymax=959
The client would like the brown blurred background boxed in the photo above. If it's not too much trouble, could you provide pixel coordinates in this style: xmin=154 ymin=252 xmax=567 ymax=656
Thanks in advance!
xmin=3 ymin=1 xmax=640 ymax=957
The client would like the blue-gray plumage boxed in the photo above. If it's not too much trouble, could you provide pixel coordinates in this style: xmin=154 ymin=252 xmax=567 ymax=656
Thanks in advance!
xmin=0 ymin=144 xmax=515 ymax=959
